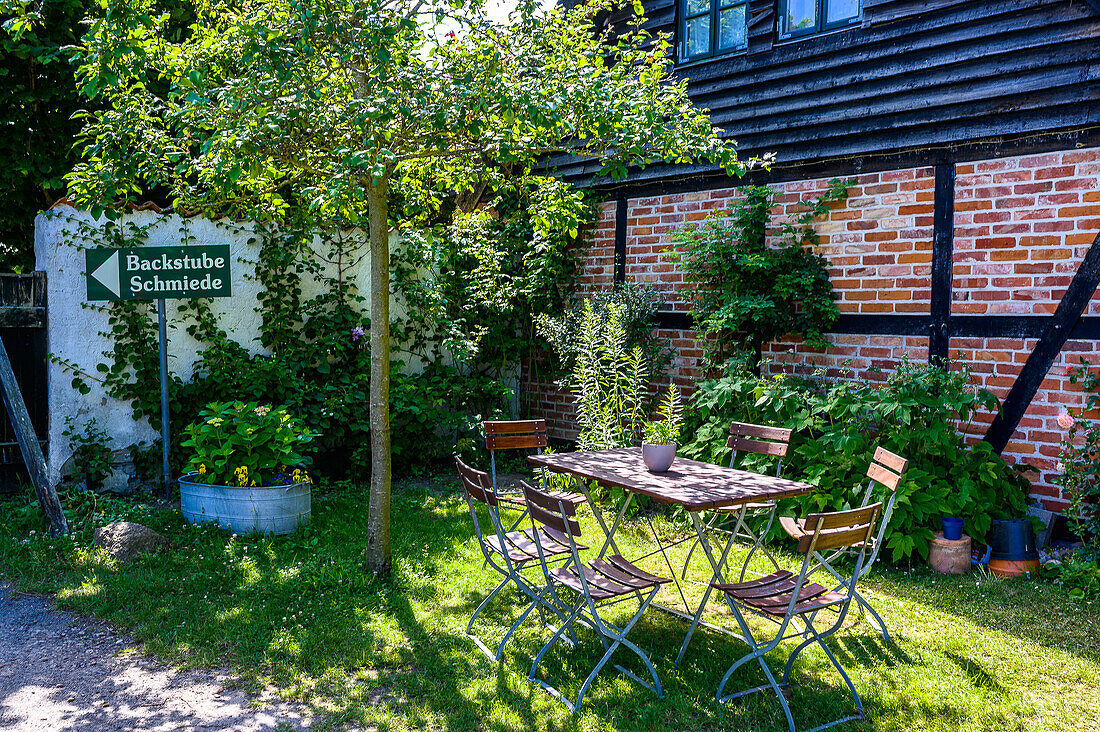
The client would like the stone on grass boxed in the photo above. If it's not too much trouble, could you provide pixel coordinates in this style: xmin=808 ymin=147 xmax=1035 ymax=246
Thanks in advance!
xmin=94 ymin=522 xmax=175 ymax=562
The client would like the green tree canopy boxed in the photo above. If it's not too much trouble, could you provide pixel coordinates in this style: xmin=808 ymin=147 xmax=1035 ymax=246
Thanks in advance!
xmin=68 ymin=0 xmax=742 ymax=572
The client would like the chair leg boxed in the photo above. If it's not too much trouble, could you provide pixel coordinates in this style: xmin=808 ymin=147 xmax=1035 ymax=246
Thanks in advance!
xmin=855 ymin=590 xmax=890 ymax=642
xmin=737 ymin=505 xmax=781 ymax=582
xmin=782 ymin=617 xmax=864 ymax=732
xmin=466 ymin=575 xmax=511 ymax=662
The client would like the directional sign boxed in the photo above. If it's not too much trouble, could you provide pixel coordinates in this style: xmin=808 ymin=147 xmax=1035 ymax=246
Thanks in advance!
xmin=85 ymin=245 xmax=232 ymax=301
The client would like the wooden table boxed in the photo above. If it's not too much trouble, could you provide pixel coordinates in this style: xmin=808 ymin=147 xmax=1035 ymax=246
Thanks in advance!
xmin=529 ymin=446 xmax=814 ymax=663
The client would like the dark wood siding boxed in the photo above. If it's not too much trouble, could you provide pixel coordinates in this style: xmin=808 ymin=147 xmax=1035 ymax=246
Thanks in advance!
xmin=551 ymin=0 xmax=1100 ymax=186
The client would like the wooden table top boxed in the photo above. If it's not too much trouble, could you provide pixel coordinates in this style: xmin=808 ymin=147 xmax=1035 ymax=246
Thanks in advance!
xmin=529 ymin=447 xmax=813 ymax=512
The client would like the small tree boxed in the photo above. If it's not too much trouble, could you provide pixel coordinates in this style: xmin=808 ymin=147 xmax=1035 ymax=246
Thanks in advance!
xmin=671 ymin=182 xmax=847 ymax=371
xmin=69 ymin=0 xmax=741 ymax=573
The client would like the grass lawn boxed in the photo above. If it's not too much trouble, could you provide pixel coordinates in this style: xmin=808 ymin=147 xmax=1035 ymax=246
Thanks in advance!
xmin=0 ymin=478 xmax=1097 ymax=731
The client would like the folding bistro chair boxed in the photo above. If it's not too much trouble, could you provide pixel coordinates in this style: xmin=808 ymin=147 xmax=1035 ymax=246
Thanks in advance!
xmin=682 ymin=422 xmax=793 ymax=582
xmin=522 ymin=481 xmax=671 ymax=712
xmin=714 ymin=502 xmax=883 ymax=732
xmin=779 ymin=446 xmax=908 ymax=641
xmin=456 ymin=456 xmax=580 ymax=662
xmin=483 ymin=419 xmax=585 ymax=526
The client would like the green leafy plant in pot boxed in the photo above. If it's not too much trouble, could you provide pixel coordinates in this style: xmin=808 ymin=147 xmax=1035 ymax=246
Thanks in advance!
xmin=179 ymin=401 xmax=319 ymax=534
xmin=643 ymin=385 xmax=682 ymax=473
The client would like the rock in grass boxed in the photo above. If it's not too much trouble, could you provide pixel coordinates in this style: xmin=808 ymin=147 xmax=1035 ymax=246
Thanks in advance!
xmin=94 ymin=522 xmax=175 ymax=562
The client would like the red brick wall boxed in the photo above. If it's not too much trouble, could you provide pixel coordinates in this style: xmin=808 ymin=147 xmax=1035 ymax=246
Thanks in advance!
xmin=522 ymin=147 xmax=1100 ymax=512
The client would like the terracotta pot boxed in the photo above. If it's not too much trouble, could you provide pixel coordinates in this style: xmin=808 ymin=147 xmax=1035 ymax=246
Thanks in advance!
xmin=642 ymin=443 xmax=676 ymax=472
xmin=928 ymin=532 xmax=971 ymax=575
xmin=988 ymin=558 xmax=1040 ymax=578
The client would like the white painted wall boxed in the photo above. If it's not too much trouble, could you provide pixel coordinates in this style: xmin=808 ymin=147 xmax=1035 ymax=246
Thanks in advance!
xmin=34 ymin=206 xmax=384 ymax=485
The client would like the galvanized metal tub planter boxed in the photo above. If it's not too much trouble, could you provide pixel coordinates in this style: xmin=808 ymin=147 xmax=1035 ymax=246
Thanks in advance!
xmin=179 ymin=473 xmax=310 ymax=535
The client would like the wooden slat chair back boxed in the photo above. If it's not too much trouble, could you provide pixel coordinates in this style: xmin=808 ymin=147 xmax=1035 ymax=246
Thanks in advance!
xmin=682 ymin=421 xmax=794 ymax=583
xmin=713 ymin=501 xmax=883 ymax=732
xmin=522 ymin=481 xmax=670 ymax=712
xmin=455 ymin=456 xmax=575 ymax=663
xmin=483 ymin=419 xmax=548 ymax=509
xmin=727 ymin=421 xmax=794 ymax=476
xmin=778 ymin=445 xmax=908 ymax=642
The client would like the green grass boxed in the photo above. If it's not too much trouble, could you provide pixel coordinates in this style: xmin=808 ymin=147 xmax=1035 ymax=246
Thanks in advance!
xmin=1 ymin=479 xmax=1098 ymax=731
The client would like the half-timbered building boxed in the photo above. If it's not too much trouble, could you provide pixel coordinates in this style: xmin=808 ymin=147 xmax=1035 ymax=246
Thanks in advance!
xmin=528 ymin=0 xmax=1100 ymax=513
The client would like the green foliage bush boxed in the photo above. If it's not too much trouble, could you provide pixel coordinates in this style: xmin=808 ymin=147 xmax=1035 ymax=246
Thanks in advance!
xmin=670 ymin=182 xmax=846 ymax=368
xmin=536 ymin=281 xmax=672 ymax=389
xmin=1055 ymin=360 xmax=1100 ymax=545
xmin=61 ymin=417 xmax=114 ymax=490
xmin=680 ymin=358 xmax=1033 ymax=561
xmin=1044 ymin=550 xmax=1100 ymax=600
xmin=181 ymin=401 xmax=317 ymax=487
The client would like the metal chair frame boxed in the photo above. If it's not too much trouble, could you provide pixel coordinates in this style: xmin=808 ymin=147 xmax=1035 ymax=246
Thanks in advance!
xmin=780 ymin=446 xmax=908 ymax=641
xmin=681 ymin=422 xmax=793 ymax=583
xmin=714 ymin=502 xmax=883 ymax=732
xmin=522 ymin=481 xmax=670 ymax=713
xmin=456 ymin=456 xmax=578 ymax=663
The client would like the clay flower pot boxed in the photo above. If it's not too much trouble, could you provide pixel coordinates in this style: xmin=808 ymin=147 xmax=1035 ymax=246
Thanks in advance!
xmin=642 ymin=443 xmax=677 ymax=473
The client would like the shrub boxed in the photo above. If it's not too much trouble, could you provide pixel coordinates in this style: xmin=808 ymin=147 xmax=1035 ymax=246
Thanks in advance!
xmin=669 ymin=182 xmax=846 ymax=369
xmin=680 ymin=358 xmax=1033 ymax=561
xmin=1046 ymin=550 xmax=1100 ymax=599
xmin=62 ymin=417 xmax=114 ymax=490
xmin=1054 ymin=361 xmax=1100 ymax=546
xmin=536 ymin=281 xmax=672 ymax=389
xmin=181 ymin=401 xmax=317 ymax=487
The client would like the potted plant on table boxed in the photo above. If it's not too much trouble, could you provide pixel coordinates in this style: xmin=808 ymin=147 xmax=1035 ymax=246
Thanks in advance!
xmin=642 ymin=385 xmax=682 ymax=473
xmin=179 ymin=401 xmax=318 ymax=535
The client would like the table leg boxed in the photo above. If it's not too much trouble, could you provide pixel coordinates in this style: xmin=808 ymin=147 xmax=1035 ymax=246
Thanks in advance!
xmin=675 ymin=510 xmax=735 ymax=665
xmin=580 ymin=483 xmax=630 ymax=560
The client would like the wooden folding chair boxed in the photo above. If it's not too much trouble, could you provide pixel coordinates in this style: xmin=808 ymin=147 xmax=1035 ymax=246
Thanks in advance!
xmin=456 ymin=456 xmax=580 ymax=662
xmin=682 ymin=422 xmax=793 ymax=582
xmin=483 ymin=419 xmax=585 ymax=527
xmin=714 ymin=502 xmax=883 ymax=732
xmin=779 ymin=446 xmax=908 ymax=641
xmin=522 ymin=481 xmax=671 ymax=712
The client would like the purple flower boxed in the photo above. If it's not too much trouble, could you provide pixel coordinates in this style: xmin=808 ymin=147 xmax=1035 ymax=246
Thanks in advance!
xmin=351 ymin=325 xmax=365 ymax=342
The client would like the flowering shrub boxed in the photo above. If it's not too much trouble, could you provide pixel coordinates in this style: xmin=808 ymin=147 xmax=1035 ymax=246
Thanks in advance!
xmin=1055 ymin=362 xmax=1100 ymax=545
xmin=182 ymin=402 xmax=317 ymax=487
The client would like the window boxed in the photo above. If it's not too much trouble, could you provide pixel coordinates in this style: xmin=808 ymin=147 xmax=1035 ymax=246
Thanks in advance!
xmin=779 ymin=0 xmax=861 ymax=39
xmin=680 ymin=0 xmax=748 ymax=63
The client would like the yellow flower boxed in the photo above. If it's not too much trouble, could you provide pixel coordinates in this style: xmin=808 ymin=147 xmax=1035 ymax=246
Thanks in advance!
xmin=255 ymin=406 xmax=271 ymax=417
xmin=198 ymin=464 xmax=207 ymax=475
xmin=250 ymin=480 xmax=257 ymax=487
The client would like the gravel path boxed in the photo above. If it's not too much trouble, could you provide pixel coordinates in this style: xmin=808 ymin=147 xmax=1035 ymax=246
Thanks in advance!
xmin=0 ymin=584 xmax=313 ymax=731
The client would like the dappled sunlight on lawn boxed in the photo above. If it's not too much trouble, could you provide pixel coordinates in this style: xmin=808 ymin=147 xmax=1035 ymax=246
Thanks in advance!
xmin=0 ymin=478 xmax=1098 ymax=731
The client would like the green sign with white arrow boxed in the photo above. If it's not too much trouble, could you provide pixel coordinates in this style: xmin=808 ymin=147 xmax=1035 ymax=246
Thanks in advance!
xmin=85 ymin=245 xmax=233 ymax=301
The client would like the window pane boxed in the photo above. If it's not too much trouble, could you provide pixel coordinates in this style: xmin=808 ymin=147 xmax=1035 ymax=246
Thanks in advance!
xmin=687 ymin=0 xmax=709 ymax=16
xmin=785 ymin=0 xmax=817 ymax=32
xmin=686 ymin=15 xmax=711 ymax=56
xmin=718 ymin=5 xmax=746 ymax=50
xmin=826 ymin=0 xmax=860 ymax=23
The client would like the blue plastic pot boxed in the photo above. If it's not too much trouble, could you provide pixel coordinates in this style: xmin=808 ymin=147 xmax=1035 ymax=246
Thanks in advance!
xmin=942 ymin=517 xmax=965 ymax=541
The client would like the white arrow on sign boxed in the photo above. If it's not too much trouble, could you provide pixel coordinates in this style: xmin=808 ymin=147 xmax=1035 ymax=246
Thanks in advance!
xmin=90 ymin=250 xmax=121 ymax=298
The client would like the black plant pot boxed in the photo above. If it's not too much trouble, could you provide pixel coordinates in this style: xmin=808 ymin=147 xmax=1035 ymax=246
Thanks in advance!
xmin=989 ymin=519 xmax=1039 ymax=561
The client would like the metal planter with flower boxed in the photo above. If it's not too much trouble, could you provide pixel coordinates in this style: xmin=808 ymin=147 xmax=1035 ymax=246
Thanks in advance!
xmin=179 ymin=401 xmax=318 ymax=535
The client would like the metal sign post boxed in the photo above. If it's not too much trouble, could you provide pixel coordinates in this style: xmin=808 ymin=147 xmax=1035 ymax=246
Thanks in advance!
xmin=85 ymin=244 xmax=233 ymax=501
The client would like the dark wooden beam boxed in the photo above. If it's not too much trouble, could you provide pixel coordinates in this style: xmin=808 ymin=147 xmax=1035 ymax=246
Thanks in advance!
xmin=985 ymin=230 xmax=1100 ymax=453
xmin=0 ymin=337 xmax=67 ymax=536
xmin=652 ymin=312 xmax=1100 ymax=340
xmin=0 ymin=307 xmax=45 ymax=329
xmin=929 ymin=162 xmax=955 ymax=365
xmin=614 ymin=197 xmax=628 ymax=283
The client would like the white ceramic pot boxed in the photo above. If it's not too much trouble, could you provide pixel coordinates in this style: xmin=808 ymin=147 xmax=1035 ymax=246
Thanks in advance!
xmin=642 ymin=443 xmax=677 ymax=473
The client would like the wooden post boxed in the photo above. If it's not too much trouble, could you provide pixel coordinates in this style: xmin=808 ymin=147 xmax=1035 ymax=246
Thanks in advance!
xmin=0 ymin=335 xmax=68 ymax=536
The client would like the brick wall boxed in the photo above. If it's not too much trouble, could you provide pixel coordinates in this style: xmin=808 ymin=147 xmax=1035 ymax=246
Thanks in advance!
xmin=522 ymin=146 xmax=1100 ymax=512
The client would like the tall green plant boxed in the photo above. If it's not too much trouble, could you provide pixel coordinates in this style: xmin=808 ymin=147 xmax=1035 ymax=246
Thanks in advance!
xmin=671 ymin=182 xmax=848 ymax=369
xmin=570 ymin=300 xmax=648 ymax=450
xmin=1055 ymin=361 xmax=1100 ymax=545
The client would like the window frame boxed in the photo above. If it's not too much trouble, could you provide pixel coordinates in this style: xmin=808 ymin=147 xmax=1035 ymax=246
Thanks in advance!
xmin=778 ymin=0 xmax=862 ymax=41
xmin=679 ymin=0 xmax=749 ymax=64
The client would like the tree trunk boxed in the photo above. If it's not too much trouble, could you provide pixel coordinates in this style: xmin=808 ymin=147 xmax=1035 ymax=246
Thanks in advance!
xmin=365 ymin=174 xmax=392 ymax=574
